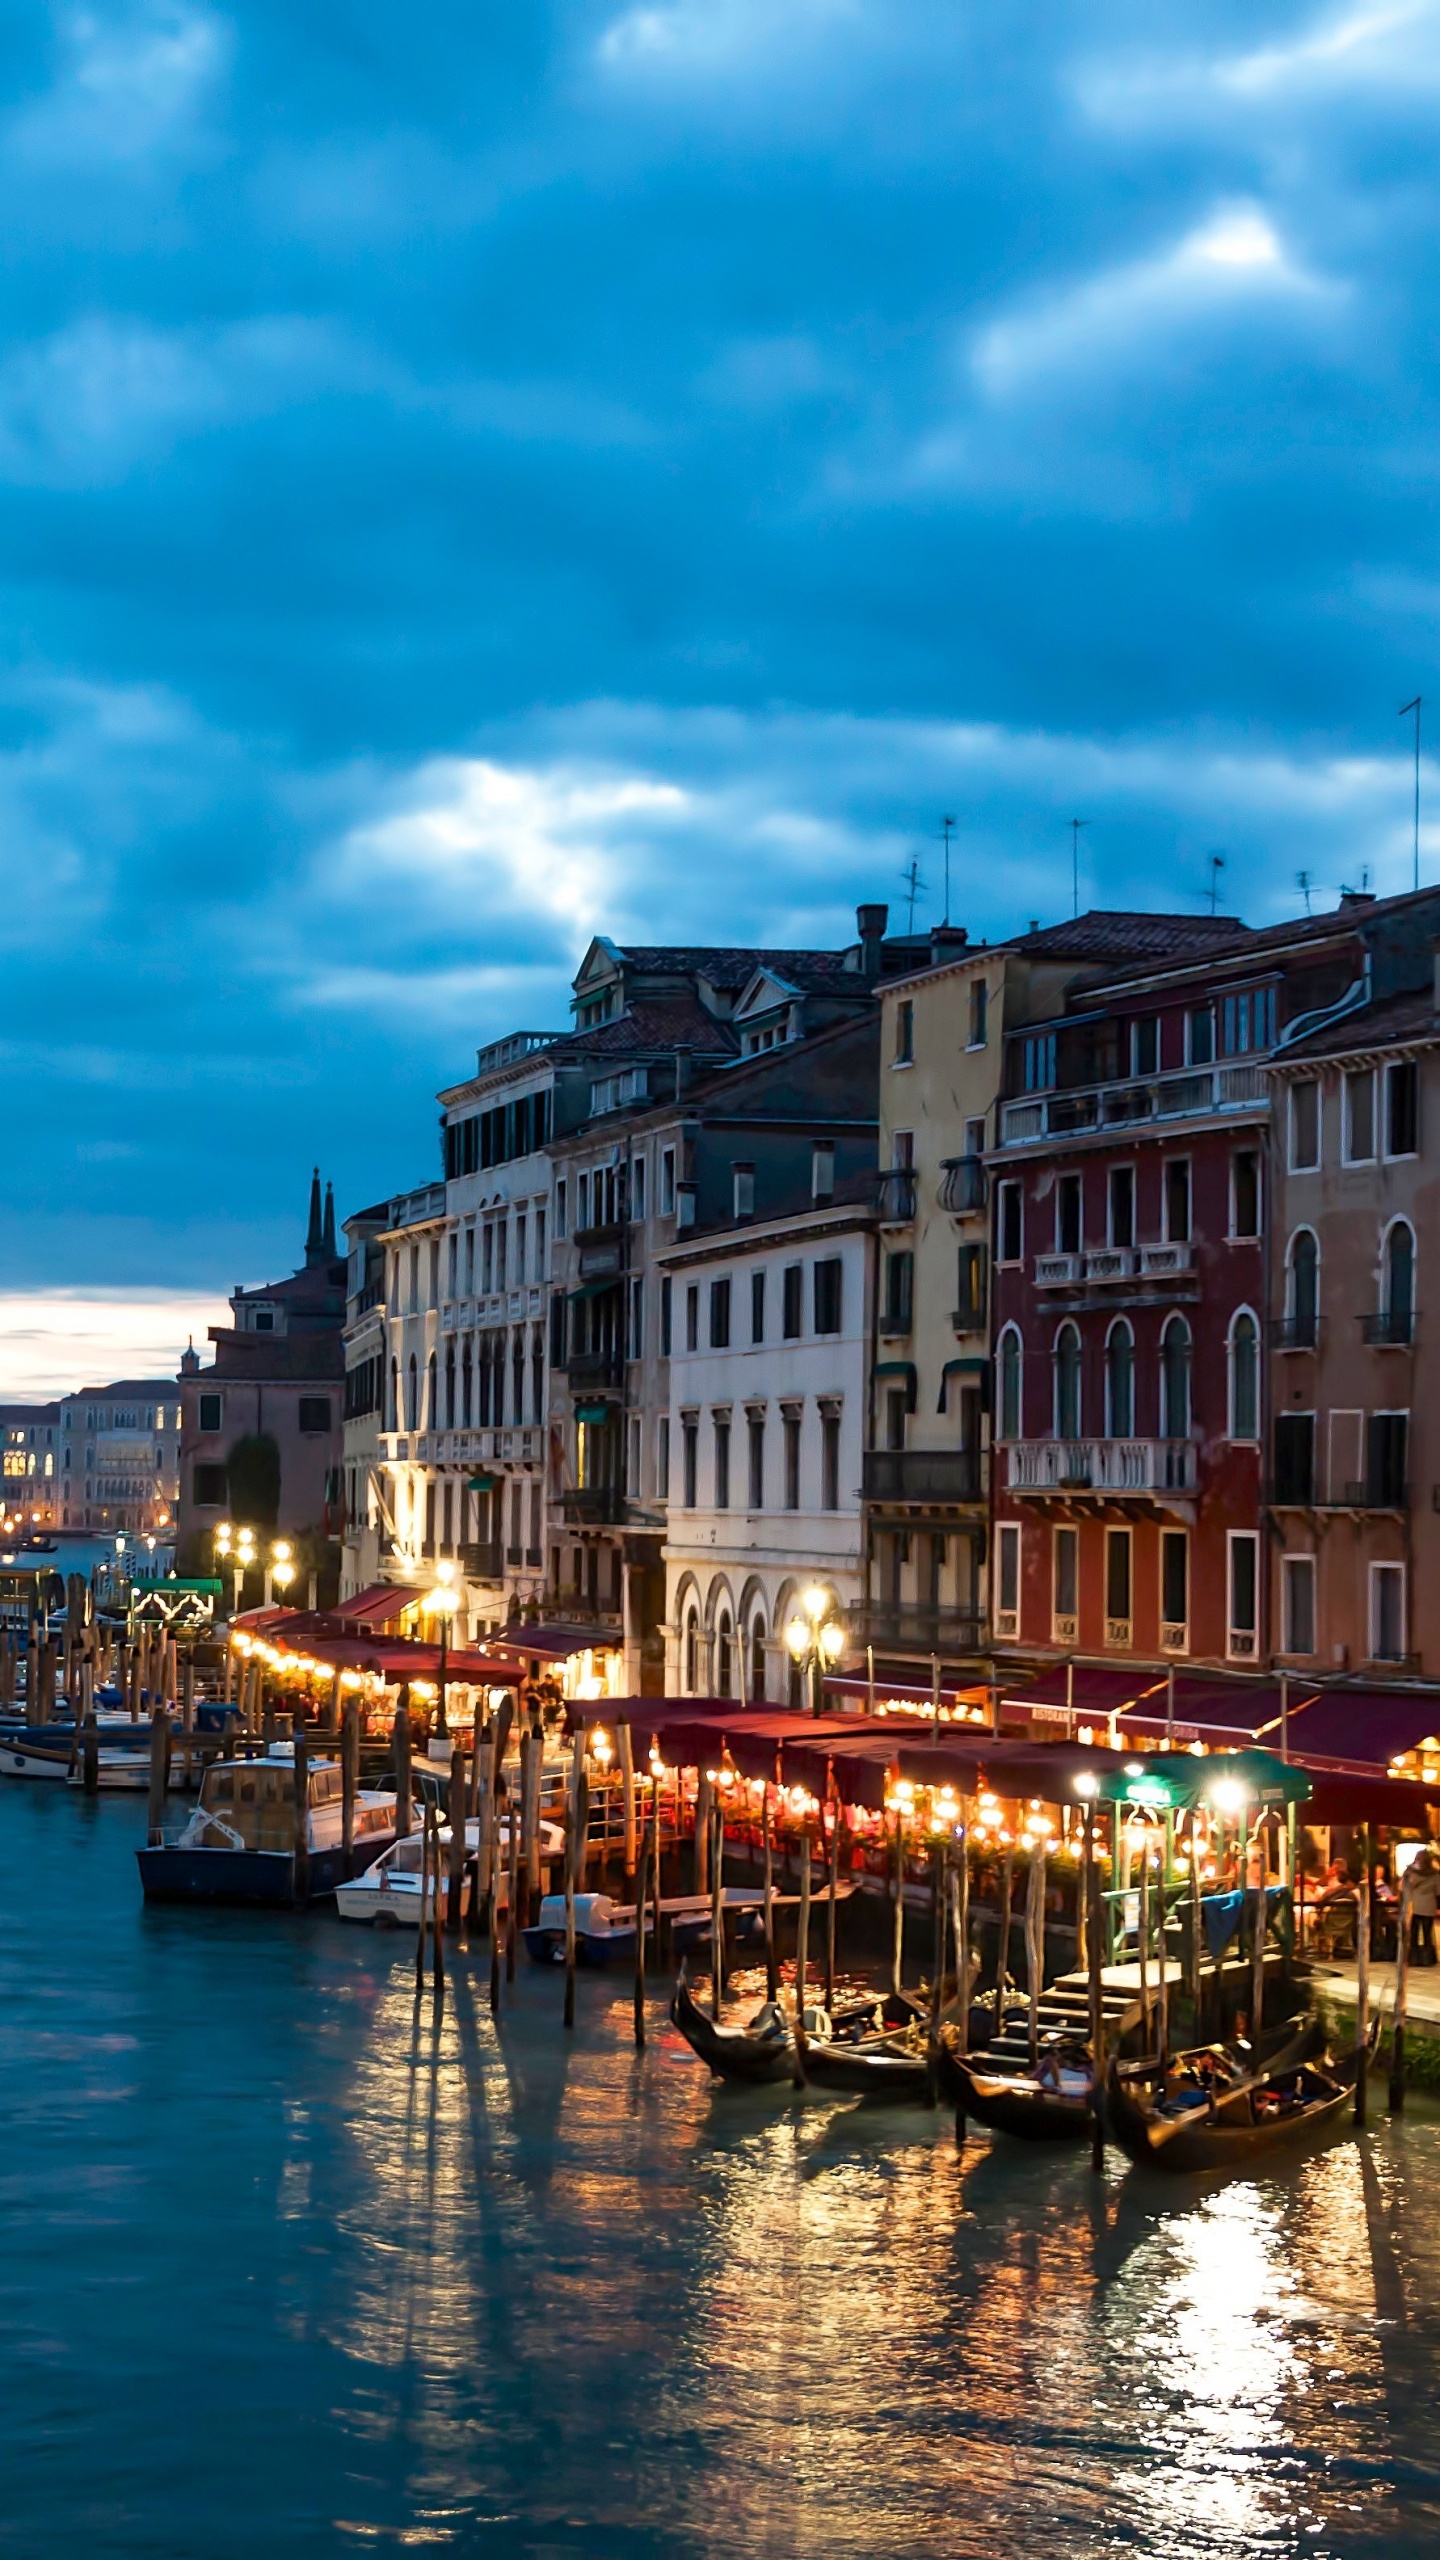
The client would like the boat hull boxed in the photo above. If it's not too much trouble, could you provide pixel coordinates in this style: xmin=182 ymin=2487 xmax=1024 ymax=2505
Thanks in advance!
xmin=136 ymin=1842 xmax=382 ymax=1907
xmin=801 ymin=2041 xmax=930 ymax=2100
xmin=669 ymin=1976 xmax=795 ymax=2084
xmin=0 ymin=1742 xmax=74 ymax=1781
xmin=521 ymin=1922 xmax=639 ymax=1967
xmin=939 ymin=2045 xmax=1092 ymax=2141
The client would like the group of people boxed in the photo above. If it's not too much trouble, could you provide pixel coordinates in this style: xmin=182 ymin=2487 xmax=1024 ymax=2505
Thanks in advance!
xmin=1310 ymin=1847 xmax=1438 ymax=1964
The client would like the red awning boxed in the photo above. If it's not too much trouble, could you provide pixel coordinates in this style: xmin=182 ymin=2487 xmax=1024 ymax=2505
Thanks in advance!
xmin=1271 ymin=1684 xmax=1440 ymax=1772
xmin=330 ymin=1583 xmax=426 ymax=1628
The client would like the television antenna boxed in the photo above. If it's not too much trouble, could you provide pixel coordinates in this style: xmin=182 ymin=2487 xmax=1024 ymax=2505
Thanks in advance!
xmin=1205 ymin=851 xmax=1226 ymax=916
xmin=937 ymin=815 xmax=956 ymax=924
xmin=900 ymin=857 xmax=925 ymax=934
xmin=1069 ymin=817 xmax=1088 ymax=920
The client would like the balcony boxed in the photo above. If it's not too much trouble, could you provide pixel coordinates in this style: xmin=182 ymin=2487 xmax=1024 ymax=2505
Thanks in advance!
xmin=1007 ymin=1438 xmax=1198 ymax=1502
xmin=1034 ymin=1244 xmax=1193 ymax=1294
xmin=1340 ymin=1479 xmax=1411 ymax=1513
xmin=1083 ymin=1247 xmax=1136 ymax=1284
xmin=876 ymin=1168 xmax=918 ymax=1223
xmin=1035 ymin=1252 xmax=1083 ymax=1288
xmin=566 ymin=1349 xmax=625 ymax=1389
xmin=1269 ymin=1313 xmax=1317 ymax=1352
xmin=999 ymin=1059 xmax=1268 ymax=1150
xmin=561 ymin=1487 xmax=627 ymax=1525
xmin=863 ymin=1449 xmax=985 ymax=1506
xmin=939 ymin=1155 xmax=987 ymax=1214
xmin=851 ymin=1606 xmax=987 ymax=1659
xmin=1361 ymin=1309 xmax=1414 ymax=1347
xmin=1138 ymin=1241 xmax=1192 ymax=1279
xmin=458 ymin=1541 xmax=504 ymax=1582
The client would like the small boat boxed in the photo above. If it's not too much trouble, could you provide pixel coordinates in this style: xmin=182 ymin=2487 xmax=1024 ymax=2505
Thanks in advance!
xmin=336 ymin=1824 xmax=474 ymax=1927
xmin=940 ymin=2033 xmax=1096 ymax=2142
xmin=137 ymin=1748 xmax=397 ymax=1906
xmin=66 ymin=1751 xmax=151 ymax=1793
xmin=0 ymin=1737 xmax=74 ymax=1782
xmin=670 ymin=1970 xmax=797 ymax=2085
xmin=1106 ymin=2020 xmax=1370 ymax=2173
xmin=799 ymin=1993 xmax=933 ymax=2100
xmin=522 ymin=1890 xmax=651 ymax=1967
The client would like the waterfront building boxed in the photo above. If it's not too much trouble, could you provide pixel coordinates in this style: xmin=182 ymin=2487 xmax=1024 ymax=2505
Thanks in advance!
xmin=59 ymin=1384 xmax=183 ymax=1535
xmin=0 ymin=1402 xmax=61 ymax=1527
xmin=177 ymin=1173 xmax=355 ymax=1587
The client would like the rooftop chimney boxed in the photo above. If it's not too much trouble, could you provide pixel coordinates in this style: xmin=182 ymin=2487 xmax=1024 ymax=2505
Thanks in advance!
xmin=857 ymin=903 xmax=888 ymax=981
xmin=929 ymin=923 xmax=968 ymax=969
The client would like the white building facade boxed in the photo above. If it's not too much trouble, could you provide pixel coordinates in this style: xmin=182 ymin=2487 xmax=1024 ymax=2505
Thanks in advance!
xmin=660 ymin=1197 xmax=875 ymax=1701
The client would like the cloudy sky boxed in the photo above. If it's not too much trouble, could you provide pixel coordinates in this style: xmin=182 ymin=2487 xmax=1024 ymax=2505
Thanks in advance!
xmin=0 ymin=0 xmax=1437 ymax=1382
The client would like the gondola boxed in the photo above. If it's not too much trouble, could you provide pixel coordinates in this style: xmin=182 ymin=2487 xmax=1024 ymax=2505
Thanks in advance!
xmin=798 ymin=1992 xmax=933 ymax=2101
xmin=940 ymin=2012 xmax=1326 ymax=2147
xmin=1106 ymin=2018 xmax=1375 ymax=2173
xmin=669 ymin=1971 xmax=797 ymax=2085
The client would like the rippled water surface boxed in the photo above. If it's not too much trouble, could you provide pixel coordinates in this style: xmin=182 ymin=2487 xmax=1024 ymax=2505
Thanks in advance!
xmin=3 ymin=1786 xmax=1440 ymax=2558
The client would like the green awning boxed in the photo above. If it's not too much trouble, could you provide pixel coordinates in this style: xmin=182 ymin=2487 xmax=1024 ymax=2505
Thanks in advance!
xmin=938 ymin=1356 xmax=990 ymax=1415
xmin=574 ymin=1401 xmax=614 ymax=1425
xmin=1091 ymin=1747 xmax=1310 ymax=1814
xmin=569 ymin=1279 xmax=619 ymax=1303
xmin=466 ymin=1474 xmax=496 ymax=1494
xmin=873 ymin=1360 xmax=917 ymax=1414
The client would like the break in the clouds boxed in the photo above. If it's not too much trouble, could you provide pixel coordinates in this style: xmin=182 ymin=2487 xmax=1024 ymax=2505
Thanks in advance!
xmin=0 ymin=0 xmax=1437 ymax=1364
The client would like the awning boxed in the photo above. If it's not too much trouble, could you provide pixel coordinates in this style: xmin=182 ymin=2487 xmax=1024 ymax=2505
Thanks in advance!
xmin=873 ymin=1361 xmax=917 ymax=1412
xmin=1266 ymin=1683 xmax=1440 ymax=1772
xmin=938 ymin=1357 xmax=989 ymax=1414
xmin=330 ymin=1583 xmax=425 ymax=1629
xmin=569 ymin=1279 xmax=618 ymax=1303
xmin=574 ymin=1403 xmax=614 ymax=1425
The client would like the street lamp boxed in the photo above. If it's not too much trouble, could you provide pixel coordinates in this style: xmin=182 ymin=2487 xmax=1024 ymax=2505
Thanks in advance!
xmin=421 ymin=1557 xmax=460 ymax=1737
xmin=269 ymin=1538 xmax=295 ymax=1605
xmin=784 ymin=1584 xmax=846 ymax=1716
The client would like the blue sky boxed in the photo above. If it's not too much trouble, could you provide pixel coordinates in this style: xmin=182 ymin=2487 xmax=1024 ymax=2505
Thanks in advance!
xmin=1 ymin=0 xmax=1438 ymax=1358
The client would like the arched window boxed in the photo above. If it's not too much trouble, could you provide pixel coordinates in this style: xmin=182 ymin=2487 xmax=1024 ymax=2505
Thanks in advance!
xmin=1228 ymin=1310 xmax=1259 ymax=1440
xmin=998 ymin=1327 xmax=1022 ymax=1443
xmin=444 ymin=1341 xmax=456 ymax=1428
xmin=427 ymin=1352 xmax=438 ymax=1430
xmin=684 ymin=1607 xmax=699 ymax=1694
xmin=407 ymin=1354 xmax=418 ymax=1430
xmin=749 ymin=1614 xmax=767 ymax=1702
xmin=461 ymin=1339 xmax=473 ymax=1428
xmin=1161 ymin=1315 xmax=1192 ymax=1440
xmin=1053 ymin=1322 xmax=1082 ymax=1441
xmin=1383 ymin=1220 xmax=1415 ymax=1341
xmin=1288 ymin=1229 xmax=1319 ymax=1344
xmin=1105 ymin=1320 xmax=1134 ymax=1439
xmin=716 ymin=1610 xmax=734 ymax=1698
xmin=390 ymin=1358 xmax=400 ymax=1431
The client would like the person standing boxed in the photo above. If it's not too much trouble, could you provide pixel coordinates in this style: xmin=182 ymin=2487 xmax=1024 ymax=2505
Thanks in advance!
xmin=1408 ymin=1850 xmax=1438 ymax=1967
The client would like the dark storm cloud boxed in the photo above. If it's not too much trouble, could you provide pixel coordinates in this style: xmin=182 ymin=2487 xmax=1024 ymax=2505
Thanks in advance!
xmin=0 ymin=0 xmax=1435 ymax=1299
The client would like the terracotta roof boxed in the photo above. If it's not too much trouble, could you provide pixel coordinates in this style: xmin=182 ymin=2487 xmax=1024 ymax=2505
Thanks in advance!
xmin=1013 ymin=910 xmax=1250 ymax=961
xmin=1274 ymin=987 xmax=1440 ymax=1062
xmin=611 ymin=945 xmax=852 ymax=988
xmin=550 ymin=998 xmax=739 ymax=1061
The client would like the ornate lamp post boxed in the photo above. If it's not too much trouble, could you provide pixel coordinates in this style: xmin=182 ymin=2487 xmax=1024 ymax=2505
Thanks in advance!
xmin=783 ymin=1584 xmax=846 ymax=1717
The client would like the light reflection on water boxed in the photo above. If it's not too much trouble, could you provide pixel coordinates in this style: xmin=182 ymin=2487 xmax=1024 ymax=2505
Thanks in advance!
xmin=2 ymin=1788 xmax=1440 ymax=2559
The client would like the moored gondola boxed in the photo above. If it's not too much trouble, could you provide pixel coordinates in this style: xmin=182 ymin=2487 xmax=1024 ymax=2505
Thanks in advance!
xmin=669 ymin=1970 xmax=796 ymax=2084
xmin=798 ymin=1993 xmax=932 ymax=2100
xmin=1106 ymin=2019 xmax=1374 ymax=2173
xmin=938 ymin=2033 xmax=1094 ymax=2142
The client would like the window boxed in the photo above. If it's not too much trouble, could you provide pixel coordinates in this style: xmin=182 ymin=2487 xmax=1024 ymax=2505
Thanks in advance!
xmin=1024 ymin=1032 xmax=1057 ymax=1093
xmin=709 ymin=1278 xmax=731 ymax=1348
xmin=821 ymin=1411 xmax=841 ymax=1512
xmin=732 ymin=1163 xmax=755 ymax=1220
xmin=748 ymin=1411 xmax=765 ymax=1510
xmin=1056 ymin=1174 xmax=1082 ymax=1255
xmin=997 ymin=1181 xmax=1023 ymax=1266
xmin=193 ymin=1463 xmax=227 ymax=1507
xmin=782 ymin=1265 xmax=803 ymax=1339
xmin=1231 ymin=1150 xmax=1260 ymax=1239
xmin=1383 ymin=1221 xmax=1415 ymax=1340
xmin=1187 ymin=1006 xmax=1215 ymax=1067
xmin=1386 ymin=1058 xmax=1419 ymax=1158
xmin=1289 ymin=1080 xmax=1320 ymax=1171
xmin=198 ymin=1393 xmax=223 ymax=1434
xmin=682 ymin=1417 xmax=698 ymax=1508
xmin=661 ymin=1150 xmax=676 ymax=1216
xmin=1160 ymin=1530 xmax=1188 ymax=1649
xmin=482 ymin=1225 xmax=495 ymax=1293
xmin=1053 ymin=1322 xmax=1082 ymax=1440
xmin=894 ymin=1000 xmax=914 ymax=1064
xmin=997 ymin=1327 xmax=1022 ymax=1443
xmin=657 ymin=1417 xmax=670 ymax=1499
xmin=1371 ymin=1562 xmax=1406 ymax=1663
xmin=996 ymin=1522 xmax=1021 ymax=1639
xmin=1344 ymin=1070 xmax=1375 ymax=1164
xmin=814 ymin=1258 xmax=843 ymax=1334
xmin=1105 ymin=1320 xmax=1134 ymax=1438
xmin=1287 ymin=1230 xmax=1319 ymax=1344
xmin=968 ymin=980 xmax=988 ymax=1048
xmin=515 ymin=1214 xmax=528 ymax=1283
xmin=883 ymin=1251 xmax=914 ymax=1333
xmin=1221 ymin=985 xmax=1276 ymax=1056
xmin=750 ymin=1614 xmax=767 ymax=1700
xmin=1273 ymin=1412 xmax=1315 ymax=1506
xmin=783 ymin=1411 xmax=801 ymax=1509
xmin=1367 ymin=1411 xmax=1408 ymax=1508
xmin=811 ymin=1141 xmax=834 ymax=1202
xmin=660 ymin=1276 xmax=672 ymax=1357
xmin=1131 ymin=1016 xmax=1159 ymax=1076
xmin=713 ymin=1416 xmax=731 ymax=1510
xmin=1283 ymin=1554 xmax=1316 ymax=1657
xmin=1105 ymin=1528 xmax=1132 ymax=1644
xmin=1228 ymin=1531 xmax=1259 ymax=1659
xmin=884 ymin=1387 xmax=908 ymax=1451
xmin=1053 ymin=1526 xmax=1078 ymax=1644
xmin=627 ymin=1278 xmax=643 ymax=1361
xmin=955 ymin=1244 xmax=986 ymax=1331
xmin=686 ymin=1285 xmax=699 ymax=1353
xmin=684 ymin=1607 xmax=699 ymax=1693
xmin=1161 ymin=1315 xmax=1191 ymax=1439
xmin=1164 ymin=1159 xmax=1191 ymax=1243
xmin=1108 ymin=1166 xmax=1134 ymax=1250
xmin=1228 ymin=1310 xmax=1260 ymax=1441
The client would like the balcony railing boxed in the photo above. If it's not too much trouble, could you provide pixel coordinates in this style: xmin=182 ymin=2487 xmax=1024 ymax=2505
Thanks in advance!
xmin=1034 ymin=1243 xmax=1194 ymax=1292
xmin=999 ymin=1059 xmax=1268 ymax=1150
xmin=561 ymin=1487 xmax=627 ymax=1525
xmin=939 ymin=1155 xmax=987 ymax=1214
xmin=851 ymin=1606 xmax=987 ymax=1658
xmin=1269 ymin=1313 xmax=1317 ymax=1351
xmin=1361 ymin=1309 xmax=1414 ymax=1347
xmin=1007 ymin=1438 xmax=1198 ymax=1498
xmin=876 ymin=1168 xmax=918 ymax=1223
xmin=458 ymin=1541 xmax=505 ymax=1581
xmin=863 ymin=1449 xmax=985 ymax=1505
xmin=1035 ymin=1252 xmax=1083 ymax=1288
xmin=566 ymin=1349 xmax=625 ymax=1389
xmin=1342 ymin=1479 xmax=1411 ymax=1512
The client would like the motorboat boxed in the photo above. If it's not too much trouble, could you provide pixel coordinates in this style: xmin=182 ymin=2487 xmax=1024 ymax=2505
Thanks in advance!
xmin=136 ymin=1747 xmax=396 ymax=1906
xmin=0 ymin=1735 xmax=74 ymax=1782
xmin=336 ymin=1824 xmax=474 ymax=1927
xmin=522 ymin=1890 xmax=651 ymax=1967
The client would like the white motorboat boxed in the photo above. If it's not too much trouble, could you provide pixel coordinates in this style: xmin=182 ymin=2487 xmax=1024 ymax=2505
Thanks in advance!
xmin=335 ymin=1815 xmax=565 ymax=1927
xmin=0 ymin=1737 xmax=73 ymax=1782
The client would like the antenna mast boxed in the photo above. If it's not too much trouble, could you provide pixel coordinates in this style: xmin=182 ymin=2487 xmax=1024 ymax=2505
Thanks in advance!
xmin=900 ymin=858 xmax=924 ymax=934
xmin=938 ymin=815 xmax=956 ymax=925
xmin=1206 ymin=852 xmax=1226 ymax=916
xmin=1069 ymin=817 xmax=1088 ymax=920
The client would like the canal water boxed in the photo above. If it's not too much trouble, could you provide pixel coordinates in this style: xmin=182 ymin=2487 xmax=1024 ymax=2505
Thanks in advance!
xmin=3 ymin=1785 xmax=1440 ymax=2560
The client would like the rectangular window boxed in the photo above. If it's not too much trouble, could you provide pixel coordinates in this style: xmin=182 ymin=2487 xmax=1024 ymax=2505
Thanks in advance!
xmin=682 ymin=1417 xmax=698 ymax=1509
xmin=657 ymin=1417 xmax=670 ymax=1500
xmin=1160 ymin=1530 xmax=1189 ymax=1650
xmin=894 ymin=1000 xmax=914 ymax=1064
xmin=821 ymin=1411 xmax=841 ymax=1512
xmin=1228 ymin=1531 xmax=1259 ymax=1659
xmin=1289 ymin=1080 xmax=1321 ymax=1172
xmin=811 ymin=1141 xmax=835 ymax=1202
xmin=1385 ymin=1058 xmax=1419 ymax=1158
xmin=660 ymin=1275 xmax=672 ymax=1357
xmin=996 ymin=1522 xmax=1021 ymax=1638
xmin=883 ymin=1250 xmax=914 ymax=1332
xmin=782 ymin=1265 xmax=803 ymax=1339
xmin=1057 ymin=1173 xmax=1082 ymax=1254
xmin=1108 ymin=1166 xmax=1134 ymax=1250
xmin=1230 ymin=1149 xmax=1260 ymax=1239
xmin=495 ymin=1221 xmax=507 ymax=1292
xmin=298 ymin=1398 xmax=332 ymax=1434
xmin=1273 ymin=1412 xmax=1315 ymax=1506
xmin=685 ymin=1285 xmax=699 ymax=1353
xmin=968 ymin=980 xmax=988 ymax=1048
xmin=783 ymin=1412 xmax=801 ymax=1510
xmin=193 ymin=1463 xmax=227 ymax=1507
xmin=1283 ymin=1553 xmax=1316 ymax=1657
xmin=1344 ymin=1070 xmax=1375 ymax=1164
xmin=964 ymin=1115 xmax=986 ymax=1160
xmin=576 ymin=1173 xmax=591 ymax=1232
xmin=660 ymin=1150 xmax=676 ymax=1216
xmin=1131 ymin=1016 xmax=1159 ymax=1076
xmin=998 ymin=1181 xmax=1023 ymax=1266
xmin=1052 ymin=1525 xmax=1078 ymax=1645
xmin=1164 ymin=1159 xmax=1191 ymax=1243
xmin=1104 ymin=1528 xmax=1132 ymax=1645
xmin=750 ymin=1270 xmax=765 ymax=1344
xmin=713 ymin=1416 xmax=731 ymax=1510
xmin=482 ymin=1225 xmax=495 ymax=1293
xmin=1024 ymin=1032 xmax=1057 ymax=1093
xmin=732 ymin=1163 xmax=755 ymax=1220
xmin=884 ymin=1387 xmax=908 ymax=1451
xmin=515 ymin=1212 xmax=527 ymax=1283
xmin=198 ymin=1393 xmax=223 ymax=1434
xmin=748 ymin=1412 xmax=765 ymax=1511
xmin=813 ymin=1258 xmax=843 ymax=1334
xmin=955 ymin=1244 xmax=987 ymax=1331
xmin=709 ymin=1278 xmax=731 ymax=1348
xmin=1187 ymin=1006 xmax=1215 ymax=1066
xmin=1372 ymin=1562 xmax=1406 ymax=1663
xmin=1367 ymin=1410 xmax=1408 ymax=1508
xmin=628 ymin=1275 xmax=643 ymax=1359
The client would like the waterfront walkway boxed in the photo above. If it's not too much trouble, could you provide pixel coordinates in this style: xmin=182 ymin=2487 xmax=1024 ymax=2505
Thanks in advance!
xmin=1313 ymin=1959 xmax=1440 ymax=2026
